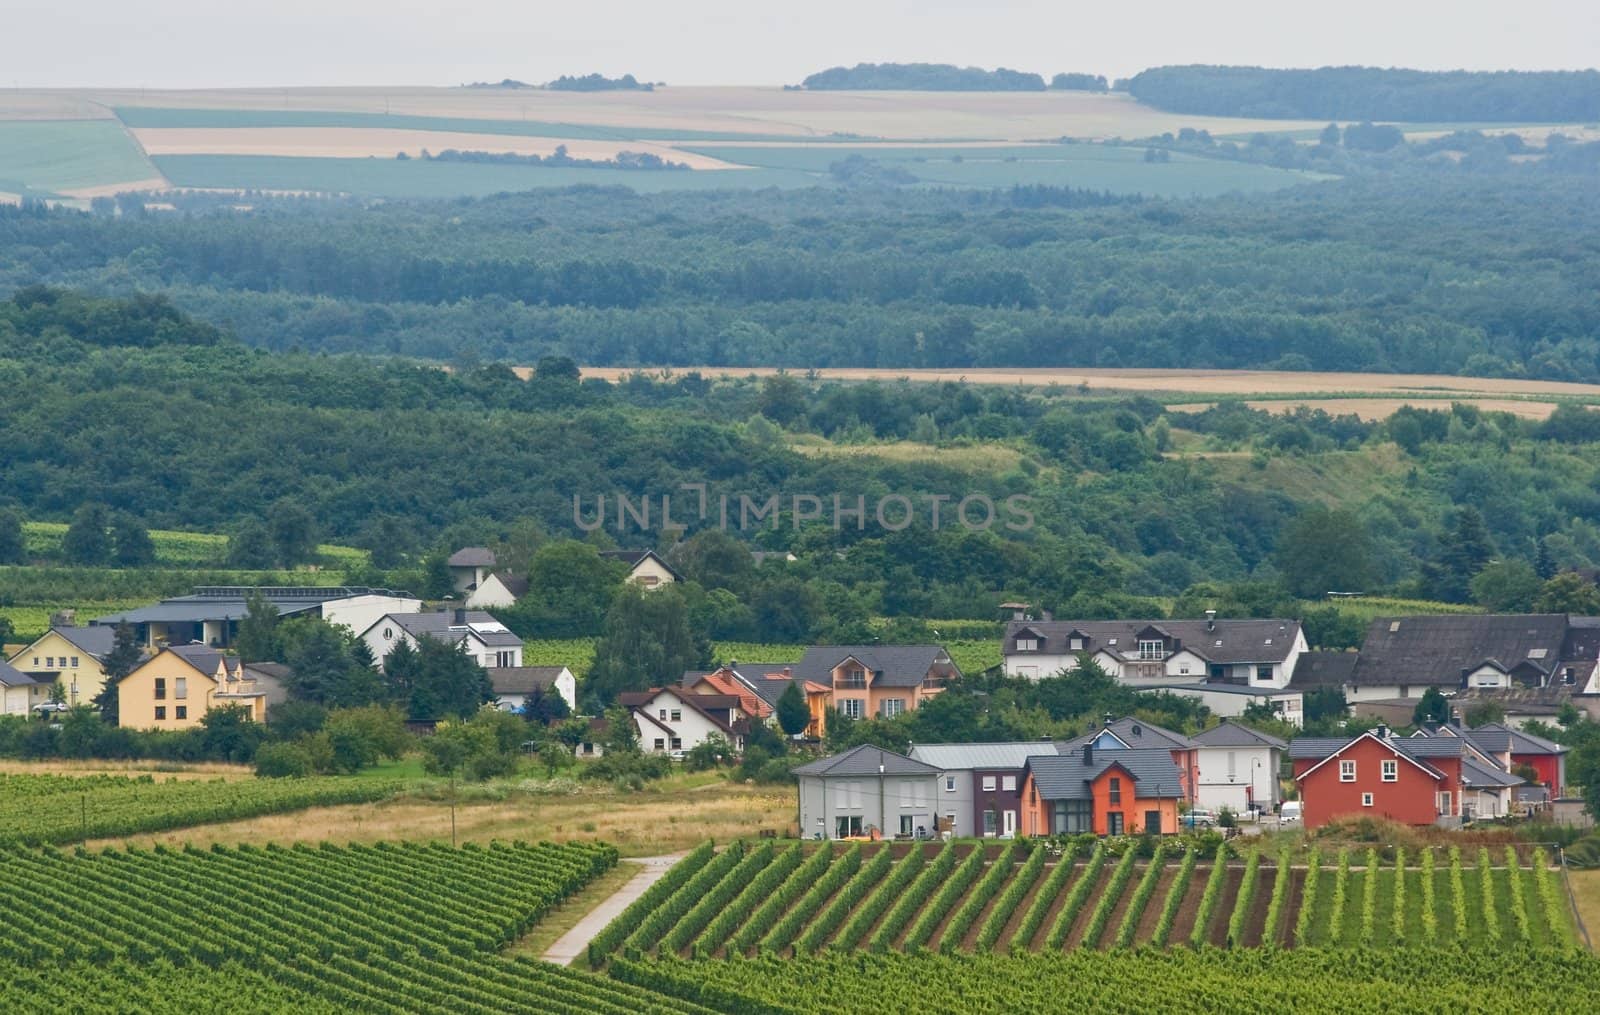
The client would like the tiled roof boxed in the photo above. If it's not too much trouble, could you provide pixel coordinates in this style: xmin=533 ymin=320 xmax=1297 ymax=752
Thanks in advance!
xmin=1058 ymin=716 xmax=1198 ymax=751
xmin=599 ymin=549 xmax=684 ymax=581
xmin=1289 ymin=650 xmax=1360 ymax=690
xmin=1349 ymin=614 xmax=1569 ymax=688
xmin=0 ymin=659 xmax=39 ymax=687
xmin=791 ymin=645 xmax=958 ymax=689
xmin=447 ymin=547 xmax=496 ymax=567
xmin=48 ymin=625 xmax=117 ymax=658
xmin=385 ymin=611 xmax=522 ymax=648
xmin=1024 ymin=748 xmax=1184 ymax=801
xmin=1464 ymin=721 xmax=1567 ymax=756
xmin=1287 ymin=737 xmax=1354 ymax=760
xmin=792 ymin=744 xmax=941 ymax=778
xmin=1191 ymin=720 xmax=1288 ymax=750
xmin=908 ymin=742 xmax=1060 ymax=770
xmin=487 ymin=666 xmax=569 ymax=695
xmin=1004 ymin=618 xmax=1301 ymax=665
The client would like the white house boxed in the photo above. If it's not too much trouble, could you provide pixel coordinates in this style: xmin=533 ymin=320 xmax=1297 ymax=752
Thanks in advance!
xmin=599 ymin=549 xmax=681 ymax=590
xmin=446 ymin=547 xmax=497 ymax=594
xmin=1190 ymin=719 xmax=1287 ymax=813
xmin=0 ymin=660 xmax=49 ymax=716
xmin=465 ymin=571 xmax=527 ymax=609
xmin=1144 ymin=683 xmax=1305 ymax=728
xmin=488 ymin=666 xmax=576 ymax=713
xmin=620 ymin=685 xmax=747 ymax=755
xmin=359 ymin=608 xmax=524 ymax=671
xmin=95 ymin=586 xmax=422 ymax=650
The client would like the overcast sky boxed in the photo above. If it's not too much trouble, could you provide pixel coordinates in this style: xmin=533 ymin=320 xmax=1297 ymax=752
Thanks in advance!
xmin=4 ymin=0 xmax=1596 ymax=89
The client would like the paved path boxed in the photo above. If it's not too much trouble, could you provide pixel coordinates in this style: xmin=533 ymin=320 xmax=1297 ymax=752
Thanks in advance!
xmin=543 ymin=853 xmax=684 ymax=966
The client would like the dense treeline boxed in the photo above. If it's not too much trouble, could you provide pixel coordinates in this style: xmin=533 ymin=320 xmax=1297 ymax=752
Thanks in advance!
xmin=1126 ymin=65 xmax=1600 ymax=122
xmin=2 ymin=176 xmax=1599 ymax=379
xmin=7 ymin=291 xmax=1600 ymax=638
xmin=546 ymin=73 xmax=654 ymax=92
xmin=802 ymin=63 xmax=1047 ymax=91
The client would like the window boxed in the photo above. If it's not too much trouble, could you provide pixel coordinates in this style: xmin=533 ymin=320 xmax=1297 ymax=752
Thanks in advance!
xmin=1138 ymin=639 xmax=1164 ymax=660
xmin=669 ymin=737 xmax=682 ymax=751
xmin=835 ymin=815 xmax=863 ymax=838
xmin=879 ymin=699 xmax=905 ymax=718
xmin=70 ymin=657 xmax=79 ymax=668
xmin=1052 ymin=799 xmax=1092 ymax=834
xmin=1108 ymin=776 xmax=1122 ymax=805
xmin=1255 ymin=664 xmax=1273 ymax=682
xmin=1014 ymin=637 xmax=1037 ymax=652
xmin=1002 ymin=776 xmax=1016 ymax=792
xmin=45 ymin=657 xmax=54 ymax=668
xmin=983 ymin=810 xmax=998 ymax=836
xmin=839 ymin=699 xmax=864 ymax=720
xmin=653 ymin=737 xmax=665 ymax=751
xmin=496 ymin=651 xmax=515 ymax=667
xmin=1565 ymin=668 xmax=1576 ymax=686
xmin=154 ymin=678 xmax=167 ymax=701
xmin=838 ymin=667 xmax=867 ymax=689
xmin=175 ymin=678 xmax=188 ymax=700
xmin=154 ymin=706 xmax=166 ymax=720
xmin=945 ymin=776 xmax=957 ymax=792
xmin=580 ymin=742 xmax=594 ymax=755
xmin=669 ymin=709 xmax=682 ymax=722
xmin=1069 ymin=637 xmax=1084 ymax=651
xmin=899 ymin=815 xmax=914 ymax=837
xmin=1179 ymin=664 xmax=1191 ymax=675
xmin=1361 ymin=792 xmax=1374 ymax=807
xmin=1226 ymin=751 xmax=1237 ymax=779
xmin=1107 ymin=812 xmax=1124 ymax=835
xmin=982 ymin=776 xmax=997 ymax=792
xmin=175 ymin=706 xmax=187 ymax=720
xmin=658 ymin=708 xmax=666 ymax=720
xmin=31 ymin=657 xmax=38 ymax=666
xmin=1339 ymin=760 xmax=1356 ymax=782
xmin=1381 ymin=759 xmax=1398 ymax=782
xmin=1436 ymin=791 xmax=1453 ymax=815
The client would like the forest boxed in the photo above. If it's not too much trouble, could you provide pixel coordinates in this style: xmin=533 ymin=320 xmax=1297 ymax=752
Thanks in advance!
xmin=801 ymin=63 xmax=1048 ymax=90
xmin=2 ymin=171 xmax=1599 ymax=380
xmin=1125 ymin=65 xmax=1600 ymax=121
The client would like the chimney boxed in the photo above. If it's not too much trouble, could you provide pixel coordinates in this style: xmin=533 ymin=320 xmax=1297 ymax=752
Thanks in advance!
xmin=1082 ymin=743 xmax=1094 ymax=765
xmin=1205 ymin=609 xmax=1216 ymax=632
xmin=1450 ymin=709 xmax=1463 ymax=730
xmin=1102 ymin=713 xmax=1113 ymax=728
xmin=50 ymin=609 xmax=76 ymax=628
xmin=1375 ymin=722 xmax=1390 ymax=741
xmin=783 ymin=666 xmax=792 ymax=677
xmin=453 ymin=608 xmax=467 ymax=625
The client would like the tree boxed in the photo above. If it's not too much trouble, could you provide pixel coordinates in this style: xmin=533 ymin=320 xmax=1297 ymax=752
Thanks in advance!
xmin=1534 ymin=572 xmax=1600 ymax=615
xmin=534 ymin=355 xmax=581 ymax=381
xmin=91 ymin=622 xmax=142 ymax=723
xmin=1465 ymin=700 xmax=1506 ymax=726
xmin=227 ymin=518 xmax=275 ymax=568
xmin=280 ymin=618 xmax=377 ymax=706
xmin=503 ymin=540 xmax=623 ymax=637
xmin=61 ymin=503 xmax=112 ymax=565
xmin=407 ymin=637 xmax=493 ymax=721
xmin=198 ymin=705 xmax=265 ymax=763
xmin=0 ymin=508 xmax=24 ymax=564
xmin=1433 ymin=507 xmax=1496 ymax=603
xmin=776 ymin=681 xmax=811 ymax=738
xmin=421 ymin=551 xmax=454 ymax=600
xmin=602 ymin=703 xmax=639 ymax=754
xmin=521 ymin=684 xmax=571 ymax=724
xmin=1470 ymin=560 xmax=1541 ymax=613
xmin=585 ymin=585 xmax=705 ymax=707
xmin=110 ymin=513 xmax=156 ymax=566
xmin=236 ymin=590 xmax=281 ymax=663
xmin=1412 ymin=687 xmax=1451 ymax=726
xmin=1272 ymin=506 xmax=1376 ymax=598
xmin=668 ymin=529 xmax=756 ymax=596
xmin=268 ymin=501 xmax=318 ymax=567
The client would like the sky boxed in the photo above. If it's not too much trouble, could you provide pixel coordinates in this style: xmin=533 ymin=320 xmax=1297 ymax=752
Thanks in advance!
xmin=2 ymin=0 xmax=1596 ymax=89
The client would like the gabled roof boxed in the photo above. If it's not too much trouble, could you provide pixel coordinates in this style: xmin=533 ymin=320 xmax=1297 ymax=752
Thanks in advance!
xmin=1289 ymin=650 xmax=1360 ymax=690
xmin=1294 ymin=732 xmax=1446 ymax=782
xmin=791 ymin=645 xmax=958 ymax=689
xmin=165 ymin=642 xmax=230 ymax=678
xmin=599 ymin=549 xmax=684 ymax=581
xmin=12 ymin=625 xmax=118 ymax=661
xmin=375 ymin=610 xmax=523 ymax=648
xmin=1003 ymin=617 xmax=1301 ymax=665
xmin=1350 ymin=614 xmax=1569 ymax=688
xmin=1058 ymin=717 xmax=1198 ymax=752
xmin=1191 ymin=719 xmax=1288 ymax=751
xmin=1463 ymin=721 xmax=1567 ymax=756
xmin=1288 ymin=736 xmax=1361 ymax=760
xmin=0 ymin=659 xmax=39 ymax=687
xmin=620 ymin=685 xmax=746 ymax=737
xmin=792 ymin=744 xmax=941 ymax=778
xmin=1024 ymin=748 xmax=1184 ymax=801
xmin=447 ymin=547 xmax=496 ymax=568
xmin=487 ymin=666 xmax=570 ymax=695
xmin=908 ymin=742 xmax=1060 ymax=771
xmin=1461 ymin=755 xmax=1524 ymax=789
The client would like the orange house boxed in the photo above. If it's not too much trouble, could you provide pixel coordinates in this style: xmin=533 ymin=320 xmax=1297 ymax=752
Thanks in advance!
xmin=1019 ymin=745 xmax=1183 ymax=837
xmin=683 ymin=662 xmax=831 ymax=740
xmin=790 ymin=645 xmax=960 ymax=726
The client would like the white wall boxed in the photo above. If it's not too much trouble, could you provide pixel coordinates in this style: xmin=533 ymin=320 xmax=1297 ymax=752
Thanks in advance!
xmin=628 ymin=557 xmax=677 ymax=589
xmin=799 ymin=774 xmax=939 ymax=840
xmin=466 ymin=574 xmax=518 ymax=609
xmin=1158 ymin=687 xmax=1304 ymax=727
xmin=633 ymin=692 xmax=731 ymax=753
xmin=1195 ymin=745 xmax=1281 ymax=811
xmin=326 ymin=594 xmax=422 ymax=638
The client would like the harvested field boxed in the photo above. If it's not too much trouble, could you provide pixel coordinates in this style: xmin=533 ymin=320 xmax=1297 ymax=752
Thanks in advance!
xmin=1172 ymin=397 xmax=1565 ymax=420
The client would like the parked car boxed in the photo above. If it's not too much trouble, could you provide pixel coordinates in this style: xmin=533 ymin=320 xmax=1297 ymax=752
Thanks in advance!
xmin=32 ymin=702 xmax=70 ymax=716
xmin=1181 ymin=808 xmax=1220 ymax=828
xmin=1279 ymin=800 xmax=1303 ymax=825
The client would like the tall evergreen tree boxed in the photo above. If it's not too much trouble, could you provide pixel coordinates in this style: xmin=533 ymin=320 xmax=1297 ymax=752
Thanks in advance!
xmin=235 ymin=590 xmax=281 ymax=663
xmin=407 ymin=637 xmax=493 ymax=721
xmin=91 ymin=623 xmax=143 ymax=723
xmin=585 ymin=585 xmax=705 ymax=707
xmin=1435 ymin=507 xmax=1496 ymax=603
xmin=776 ymin=681 xmax=811 ymax=737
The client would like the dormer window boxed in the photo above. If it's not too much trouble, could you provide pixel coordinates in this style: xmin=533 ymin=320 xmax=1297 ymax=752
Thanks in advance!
xmin=1565 ymin=668 xmax=1576 ymax=686
xmin=1015 ymin=638 xmax=1037 ymax=652
xmin=1069 ymin=637 xmax=1084 ymax=651
xmin=1138 ymin=639 xmax=1165 ymax=661
xmin=839 ymin=667 xmax=867 ymax=689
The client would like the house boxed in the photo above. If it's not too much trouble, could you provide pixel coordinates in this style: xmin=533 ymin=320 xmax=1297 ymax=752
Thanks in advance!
xmin=620 ymin=685 xmax=749 ymax=755
xmin=117 ymin=644 xmax=290 ymax=729
xmin=599 ymin=549 xmax=681 ymax=589
xmin=1019 ymin=743 xmax=1183 ymax=836
xmin=794 ymin=744 xmax=942 ymax=840
xmin=1057 ymin=717 xmax=1200 ymax=803
xmin=0 ymin=659 xmax=50 ymax=716
xmin=790 ymin=644 xmax=959 ymax=723
xmin=1190 ymin=719 xmax=1287 ymax=813
xmin=1003 ymin=614 xmax=1306 ymax=725
xmin=7 ymin=624 xmax=120 ymax=707
xmin=1423 ymin=720 xmax=1569 ymax=797
xmin=681 ymin=661 xmax=831 ymax=739
xmin=574 ymin=716 xmax=608 ymax=759
xmin=95 ymin=586 xmax=422 ymax=650
xmin=1340 ymin=614 xmax=1577 ymax=703
xmin=907 ymin=741 xmax=1059 ymax=838
xmin=446 ymin=547 xmax=497 ymax=594
xmin=1291 ymin=725 xmax=1523 ymax=828
xmin=360 ymin=608 xmax=523 ymax=671
xmin=465 ymin=571 xmax=528 ymax=609
xmin=487 ymin=666 xmax=575 ymax=713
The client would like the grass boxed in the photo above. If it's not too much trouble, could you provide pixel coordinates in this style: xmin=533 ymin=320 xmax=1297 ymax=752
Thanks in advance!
xmin=503 ymin=860 xmax=641 ymax=959
xmin=787 ymin=435 xmax=1030 ymax=474
xmin=20 ymin=521 xmax=368 ymax=569
xmin=1569 ymin=869 xmax=1600 ymax=949
xmin=0 ymin=121 xmax=158 ymax=196
xmin=150 ymin=155 xmax=820 ymax=198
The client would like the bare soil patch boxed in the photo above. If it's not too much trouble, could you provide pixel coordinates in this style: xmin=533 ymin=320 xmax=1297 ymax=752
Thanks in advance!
xmin=1208 ymin=866 xmax=1246 ymax=947
xmin=1133 ymin=864 xmax=1180 ymax=946
xmin=1168 ymin=865 xmax=1206 ymax=944
xmin=1063 ymin=865 xmax=1114 ymax=949
xmin=1238 ymin=867 xmax=1275 ymax=947
xmin=1279 ymin=868 xmax=1309 ymax=948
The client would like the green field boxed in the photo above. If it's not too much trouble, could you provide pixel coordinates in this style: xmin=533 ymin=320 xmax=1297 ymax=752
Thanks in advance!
xmin=0 ymin=121 xmax=157 ymax=197
xmin=20 ymin=521 xmax=367 ymax=569
xmin=684 ymin=143 xmax=1332 ymax=196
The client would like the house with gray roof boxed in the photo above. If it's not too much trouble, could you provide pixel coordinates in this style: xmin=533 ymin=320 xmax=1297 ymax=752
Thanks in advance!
xmin=359 ymin=608 xmax=523 ymax=672
xmin=1343 ymin=614 xmax=1573 ymax=702
xmin=794 ymin=745 xmax=943 ymax=840
xmin=0 ymin=659 xmax=47 ymax=716
xmin=447 ymin=547 xmax=498 ymax=594
xmin=908 ymin=741 xmax=1061 ymax=838
xmin=791 ymin=644 xmax=960 ymax=723
xmin=1190 ymin=719 xmax=1288 ymax=813
xmin=1020 ymin=743 xmax=1184 ymax=836
xmin=1056 ymin=717 xmax=1201 ymax=804
xmin=487 ymin=666 xmax=575 ymax=713
xmin=95 ymin=586 xmax=421 ymax=650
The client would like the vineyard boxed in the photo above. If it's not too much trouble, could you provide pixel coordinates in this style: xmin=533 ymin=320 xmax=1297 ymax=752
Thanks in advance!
xmin=0 ymin=839 xmax=710 ymax=1014
xmin=0 ymin=773 xmax=406 ymax=846
xmin=587 ymin=839 xmax=1583 ymax=964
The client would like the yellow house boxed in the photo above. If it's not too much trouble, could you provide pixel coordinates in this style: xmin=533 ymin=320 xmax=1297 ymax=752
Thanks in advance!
xmin=118 ymin=644 xmax=290 ymax=730
xmin=6 ymin=625 xmax=119 ymax=707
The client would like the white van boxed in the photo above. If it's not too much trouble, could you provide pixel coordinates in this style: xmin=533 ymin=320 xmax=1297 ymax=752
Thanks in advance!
xmin=1279 ymin=801 xmax=1303 ymax=825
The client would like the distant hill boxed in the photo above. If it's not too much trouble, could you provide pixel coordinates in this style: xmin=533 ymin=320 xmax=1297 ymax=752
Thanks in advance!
xmin=1126 ymin=65 xmax=1600 ymax=122
xmin=803 ymin=63 xmax=1046 ymax=91
xmin=546 ymin=73 xmax=654 ymax=92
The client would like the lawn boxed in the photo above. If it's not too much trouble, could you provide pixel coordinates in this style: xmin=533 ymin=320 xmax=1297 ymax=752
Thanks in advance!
xmin=0 ymin=120 xmax=159 ymax=197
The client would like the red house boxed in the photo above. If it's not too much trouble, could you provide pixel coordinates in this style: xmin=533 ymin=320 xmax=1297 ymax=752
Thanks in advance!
xmin=1292 ymin=726 xmax=1523 ymax=829
xmin=1428 ymin=722 xmax=1569 ymax=797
